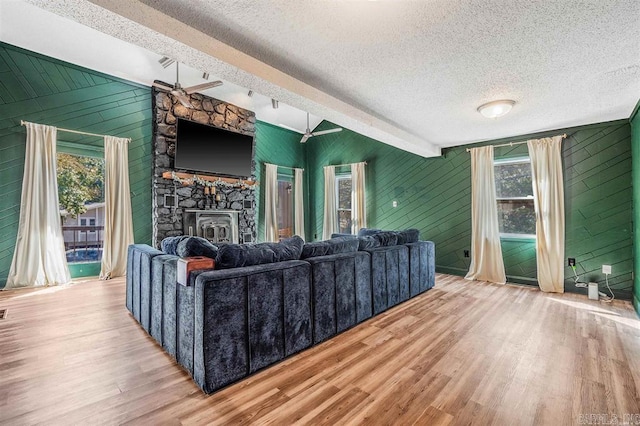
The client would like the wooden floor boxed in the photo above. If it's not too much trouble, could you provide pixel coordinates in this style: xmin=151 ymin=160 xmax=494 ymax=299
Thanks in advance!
xmin=1 ymin=274 xmax=639 ymax=425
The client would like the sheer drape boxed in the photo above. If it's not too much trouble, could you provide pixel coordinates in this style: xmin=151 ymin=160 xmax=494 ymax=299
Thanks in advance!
xmin=264 ymin=163 xmax=279 ymax=242
xmin=294 ymin=168 xmax=305 ymax=240
xmin=465 ymin=146 xmax=506 ymax=284
xmin=322 ymin=166 xmax=337 ymax=240
xmin=528 ymin=136 xmax=565 ymax=293
xmin=100 ymin=136 xmax=134 ymax=279
xmin=350 ymin=162 xmax=367 ymax=234
xmin=6 ymin=123 xmax=70 ymax=289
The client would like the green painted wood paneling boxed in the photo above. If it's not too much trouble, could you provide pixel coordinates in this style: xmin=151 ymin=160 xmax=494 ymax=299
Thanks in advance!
xmin=253 ymin=121 xmax=306 ymax=242
xmin=631 ymin=103 xmax=640 ymax=313
xmin=0 ymin=42 xmax=153 ymax=287
xmin=306 ymin=120 xmax=633 ymax=299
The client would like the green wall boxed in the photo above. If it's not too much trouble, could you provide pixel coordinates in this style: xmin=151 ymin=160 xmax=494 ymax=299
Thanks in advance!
xmin=253 ymin=121 xmax=307 ymax=242
xmin=306 ymin=120 xmax=633 ymax=299
xmin=0 ymin=43 xmax=153 ymax=288
xmin=631 ymin=102 xmax=640 ymax=313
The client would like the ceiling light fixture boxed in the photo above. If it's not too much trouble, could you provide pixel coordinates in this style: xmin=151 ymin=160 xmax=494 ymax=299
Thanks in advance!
xmin=477 ymin=99 xmax=516 ymax=119
xmin=158 ymin=56 xmax=176 ymax=68
xmin=247 ymin=90 xmax=254 ymax=97
xmin=202 ymin=72 xmax=210 ymax=80
xmin=272 ymin=99 xmax=279 ymax=109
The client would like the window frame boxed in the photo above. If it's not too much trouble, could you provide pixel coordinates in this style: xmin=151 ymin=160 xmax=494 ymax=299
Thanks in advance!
xmin=494 ymin=156 xmax=536 ymax=240
xmin=335 ymin=172 xmax=353 ymax=234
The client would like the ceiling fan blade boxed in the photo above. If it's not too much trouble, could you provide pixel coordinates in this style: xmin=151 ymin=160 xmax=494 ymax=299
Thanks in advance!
xmin=311 ymin=127 xmax=343 ymax=137
xmin=184 ymin=80 xmax=223 ymax=94
xmin=300 ymin=134 xmax=310 ymax=144
xmin=152 ymin=81 xmax=175 ymax=91
xmin=171 ymin=90 xmax=194 ymax=108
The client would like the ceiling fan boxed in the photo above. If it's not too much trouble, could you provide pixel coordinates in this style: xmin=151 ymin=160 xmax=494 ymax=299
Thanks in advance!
xmin=153 ymin=61 xmax=223 ymax=108
xmin=300 ymin=112 xmax=342 ymax=143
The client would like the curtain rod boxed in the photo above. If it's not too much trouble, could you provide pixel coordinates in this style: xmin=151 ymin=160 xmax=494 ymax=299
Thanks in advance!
xmin=328 ymin=161 xmax=368 ymax=168
xmin=265 ymin=162 xmax=304 ymax=171
xmin=465 ymin=134 xmax=567 ymax=152
xmin=20 ymin=120 xmax=131 ymax=142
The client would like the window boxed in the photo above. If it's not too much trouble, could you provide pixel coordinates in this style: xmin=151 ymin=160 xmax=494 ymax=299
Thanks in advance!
xmin=494 ymin=157 xmax=535 ymax=238
xmin=336 ymin=174 xmax=352 ymax=234
xmin=58 ymin=152 xmax=105 ymax=262
xmin=277 ymin=177 xmax=293 ymax=240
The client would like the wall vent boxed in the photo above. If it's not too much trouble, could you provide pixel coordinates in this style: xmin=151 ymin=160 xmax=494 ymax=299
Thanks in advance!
xmin=0 ymin=309 xmax=7 ymax=320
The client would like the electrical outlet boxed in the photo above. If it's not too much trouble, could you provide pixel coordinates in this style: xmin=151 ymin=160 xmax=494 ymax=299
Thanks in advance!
xmin=464 ymin=250 xmax=470 ymax=258
xmin=602 ymin=264 xmax=612 ymax=275
xmin=568 ymin=258 xmax=576 ymax=267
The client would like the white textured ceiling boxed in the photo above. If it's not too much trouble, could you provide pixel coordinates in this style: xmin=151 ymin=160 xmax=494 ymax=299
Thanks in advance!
xmin=3 ymin=0 xmax=640 ymax=156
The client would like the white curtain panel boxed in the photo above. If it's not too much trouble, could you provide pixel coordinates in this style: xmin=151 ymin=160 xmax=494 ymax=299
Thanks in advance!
xmin=293 ymin=168 xmax=306 ymax=240
xmin=351 ymin=161 xmax=367 ymax=234
xmin=100 ymin=136 xmax=134 ymax=280
xmin=264 ymin=163 xmax=279 ymax=242
xmin=6 ymin=123 xmax=71 ymax=289
xmin=322 ymin=165 xmax=337 ymax=240
xmin=528 ymin=136 xmax=565 ymax=293
xmin=465 ymin=146 xmax=506 ymax=284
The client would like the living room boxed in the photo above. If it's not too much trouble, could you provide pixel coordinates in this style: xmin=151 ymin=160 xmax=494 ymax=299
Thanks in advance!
xmin=1 ymin=1 xmax=639 ymax=424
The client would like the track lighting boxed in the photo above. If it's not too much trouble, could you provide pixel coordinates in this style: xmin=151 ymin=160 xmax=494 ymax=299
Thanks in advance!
xmin=202 ymin=72 xmax=210 ymax=80
xmin=247 ymin=90 xmax=254 ymax=97
xmin=272 ymin=99 xmax=279 ymax=109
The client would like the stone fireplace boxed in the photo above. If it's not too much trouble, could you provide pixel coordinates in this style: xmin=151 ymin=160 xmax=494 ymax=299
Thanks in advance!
xmin=184 ymin=210 xmax=239 ymax=244
xmin=151 ymin=83 xmax=257 ymax=248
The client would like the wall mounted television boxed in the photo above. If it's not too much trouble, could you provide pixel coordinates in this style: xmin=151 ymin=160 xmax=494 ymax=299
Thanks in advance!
xmin=174 ymin=118 xmax=254 ymax=179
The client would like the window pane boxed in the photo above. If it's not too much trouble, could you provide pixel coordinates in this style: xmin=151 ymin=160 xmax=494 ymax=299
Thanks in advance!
xmin=338 ymin=178 xmax=352 ymax=209
xmin=497 ymin=200 xmax=536 ymax=235
xmin=495 ymin=162 xmax=533 ymax=198
xmin=338 ymin=210 xmax=352 ymax=234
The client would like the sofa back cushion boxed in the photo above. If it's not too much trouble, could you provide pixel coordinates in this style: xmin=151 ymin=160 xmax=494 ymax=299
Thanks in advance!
xmin=176 ymin=236 xmax=219 ymax=259
xmin=394 ymin=228 xmax=420 ymax=244
xmin=301 ymin=236 xmax=359 ymax=259
xmin=261 ymin=235 xmax=305 ymax=262
xmin=216 ymin=243 xmax=277 ymax=269
xmin=357 ymin=235 xmax=381 ymax=250
xmin=357 ymin=228 xmax=382 ymax=237
xmin=372 ymin=231 xmax=398 ymax=247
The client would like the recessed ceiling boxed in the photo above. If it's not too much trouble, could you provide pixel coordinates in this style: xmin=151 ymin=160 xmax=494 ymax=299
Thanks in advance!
xmin=3 ymin=0 xmax=640 ymax=157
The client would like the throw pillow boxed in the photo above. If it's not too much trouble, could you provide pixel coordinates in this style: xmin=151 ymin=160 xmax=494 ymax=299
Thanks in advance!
xmin=357 ymin=228 xmax=382 ymax=237
xmin=395 ymin=228 xmax=420 ymax=244
xmin=372 ymin=231 xmax=398 ymax=247
xmin=161 ymin=235 xmax=190 ymax=255
xmin=176 ymin=236 xmax=219 ymax=259
xmin=263 ymin=235 xmax=305 ymax=262
xmin=357 ymin=235 xmax=381 ymax=250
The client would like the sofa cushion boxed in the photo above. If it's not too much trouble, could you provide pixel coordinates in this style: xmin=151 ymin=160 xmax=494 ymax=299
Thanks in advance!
xmin=262 ymin=235 xmax=305 ymax=262
xmin=301 ymin=236 xmax=359 ymax=259
xmin=357 ymin=235 xmax=381 ymax=250
xmin=176 ymin=237 xmax=219 ymax=259
xmin=357 ymin=228 xmax=382 ymax=237
xmin=394 ymin=228 xmax=420 ymax=244
xmin=161 ymin=235 xmax=190 ymax=255
xmin=216 ymin=243 xmax=277 ymax=269
xmin=372 ymin=231 xmax=398 ymax=247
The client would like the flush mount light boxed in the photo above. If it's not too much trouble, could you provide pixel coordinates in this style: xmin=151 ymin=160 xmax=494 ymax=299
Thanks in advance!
xmin=477 ymin=99 xmax=516 ymax=119
xmin=158 ymin=56 xmax=176 ymax=68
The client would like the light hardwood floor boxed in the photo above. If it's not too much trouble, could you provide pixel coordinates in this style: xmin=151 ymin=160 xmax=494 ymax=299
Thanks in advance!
xmin=1 ymin=274 xmax=639 ymax=425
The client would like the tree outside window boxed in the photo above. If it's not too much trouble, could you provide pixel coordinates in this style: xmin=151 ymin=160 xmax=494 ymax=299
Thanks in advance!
xmin=494 ymin=157 xmax=535 ymax=237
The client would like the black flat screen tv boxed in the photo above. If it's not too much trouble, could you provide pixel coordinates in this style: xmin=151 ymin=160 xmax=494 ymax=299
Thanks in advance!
xmin=174 ymin=118 xmax=254 ymax=178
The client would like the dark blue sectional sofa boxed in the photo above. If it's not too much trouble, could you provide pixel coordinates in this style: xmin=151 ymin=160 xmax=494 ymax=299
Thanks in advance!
xmin=126 ymin=229 xmax=435 ymax=394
